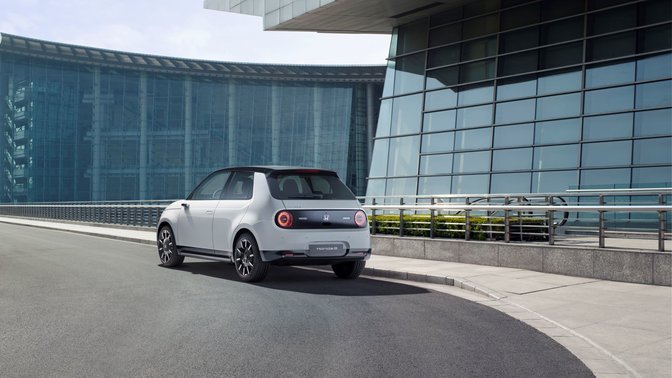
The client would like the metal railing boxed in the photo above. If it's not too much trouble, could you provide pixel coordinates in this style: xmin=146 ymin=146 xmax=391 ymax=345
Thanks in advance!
xmin=359 ymin=189 xmax=672 ymax=252
xmin=0 ymin=200 xmax=176 ymax=228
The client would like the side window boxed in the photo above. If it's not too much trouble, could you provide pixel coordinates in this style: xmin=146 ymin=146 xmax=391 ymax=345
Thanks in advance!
xmin=189 ymin=172 xmax=230 ymax=200
xmin=222 ymin=171 xmax=254 ymax=200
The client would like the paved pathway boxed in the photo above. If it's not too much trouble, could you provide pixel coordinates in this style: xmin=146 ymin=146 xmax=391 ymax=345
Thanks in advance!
xmin=1 ymin=216 xmax=670 ymax=377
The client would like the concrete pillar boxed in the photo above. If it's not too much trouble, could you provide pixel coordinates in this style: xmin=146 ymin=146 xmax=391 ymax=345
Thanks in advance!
xmin=91 ymin=67 xmax=101 ymax=201
xmin=138 ymin=72 xmax=148 ymax=200
xmin=271 ymin=81 xmax=281 ymax=164
xmin=184 ymin=76 xmax=193 ymax=192
xmin=366 ymin=83 xmax=376 ymax=166
xmin=227 ymin=80 xmax=237 ymax=166
xmin=312 ymin=84 xmax=322 ymax=165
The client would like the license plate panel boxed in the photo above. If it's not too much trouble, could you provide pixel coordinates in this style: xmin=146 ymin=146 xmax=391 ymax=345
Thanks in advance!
xmin=308 ymin=243 xmax=346 ymax=257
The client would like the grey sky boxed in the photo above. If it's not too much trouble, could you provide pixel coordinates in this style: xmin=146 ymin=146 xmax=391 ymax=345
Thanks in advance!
xmin=0 ymin=0 xmax=390 ymax=65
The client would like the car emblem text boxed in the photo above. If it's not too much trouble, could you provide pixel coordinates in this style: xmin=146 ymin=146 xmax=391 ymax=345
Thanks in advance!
xmin=323 ymin=213 xmax=330 ymax=222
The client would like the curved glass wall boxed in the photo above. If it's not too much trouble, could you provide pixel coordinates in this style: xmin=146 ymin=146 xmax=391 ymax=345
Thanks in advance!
xmin=368 ymin=0 xmax=672 ymax=198
xmin=0 ymin=34 xmax=384 ymax=202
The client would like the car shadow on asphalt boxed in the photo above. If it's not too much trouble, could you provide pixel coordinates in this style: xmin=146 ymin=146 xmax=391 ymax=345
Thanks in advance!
xmin=169 ymin=261 xmax=430 ymax=296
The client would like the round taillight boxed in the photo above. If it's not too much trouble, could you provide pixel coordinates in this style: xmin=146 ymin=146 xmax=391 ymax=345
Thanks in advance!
xmin=276 ymin=211 xmax=294 ymax=228
xmin=354 ymin=210 xmax=368 ymax=228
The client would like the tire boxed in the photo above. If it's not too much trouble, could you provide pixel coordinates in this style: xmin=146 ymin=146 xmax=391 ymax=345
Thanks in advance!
xmin=332 ymin=260 xmax=366 ymax=279
xmin=157 ymin=225 xmax=184 ymax=267
xmin=233 ymin=233 xmax=269 ymax=282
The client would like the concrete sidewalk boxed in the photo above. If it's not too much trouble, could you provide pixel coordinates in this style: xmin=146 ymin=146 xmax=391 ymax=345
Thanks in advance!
xmin=1 ymin=216 xmax=670 ymax=378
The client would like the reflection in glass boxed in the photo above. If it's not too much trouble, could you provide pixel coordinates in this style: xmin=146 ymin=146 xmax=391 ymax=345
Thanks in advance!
xmin=580 ymin=168 xmax=631 ymax=189
xmin=535 ymin=119 xmax=581 ymax=144
xmin=587 ymin=31 xmax=636 ymax=61
xmin=583 ymin=113 xmax=633 ymax=141
xmin=494 ymin=123 xmax=534 ymax=147
xmin=365 ymin=178 xmax=386 ymax=199
xmin=496 ymin=77 xmax=536 ymax=100
xmin=632 ymin=167 xmax=672 ymax=188
xmin=390 ymin=94 xmax=422 ymax=136
xmin=492 ymin=148 xmax=533 ymax=171
xmin=457 ymin=105 xmax=493 ymax=128
xmin=585 ymin=61 xmax=635 ymax=88
xmin=394 ymin=53 xmax=425 ymax=95
xmin=426 ymin=66 xmax=459 ymax=90
xmin=582 ymin=141 xmax=632 ymax=167
xmin=584 ymin=86 xmax=634 ymax=114
xmin=541 ymin=16 xmax=583 ymax=44
xmin=451 ymin=174 xmax=489 ymax=194
xmin=428 ymin=45 xmax=460 ymax=68
xmin=423 ymin=110 xmax=456 ymax=132
xmin=540 ymin=42 xmax=582 ymax=69
xmin=429 ymin=23 xmax=461 ymax=47
xmin=421 ymin=132 xmax=455 ymax=153
xmin=453 ymin=151 xmax=491 ymax=173
xmin=375 ymin=99 xmax=392 ymax=137
xmin=420 ymin=154 xmax=453 ymax=175
xmin=637 ymin=53 xmax=672 ymax=81
xmin=396 ymin=20 xmax=428 ymax=55
xmin=419 ymin=176 xmax=452 ymax=195
xmin=369 ymin=139 xmax=389 ymax=177
xmin=491 ymin=172 xmax=532 ymax=193
xmin=500 ymin=27 xmax=539 ymax=54
xmin=534 ymin=145 xmax=579 ymax=169
xmin=461 ymin=37 xmax=497 ymax=61
xmin=424 ymin=87 xmax=458 ymax=111
xmin=633 ymin=138 xmax=672 ymax=165
xmin=532 ymin=170 xmax=578 ymax=193
xmin=634 ymin=109 xmax=672 ymax=137
xmin=454 ymin=128 xmax=492 ymax=150
xmin=459 ymin=59 xmax=495 ymax=83
xmin=387 ymin=136 xmax=420 ymax=177
xmin=385 ymin=177 xmax=418 ymax=196
xmin=536 ymin=93 xmax=581 ymax=120
xmin=636 ymin=80 xmax=672 ymax=109
xmin=537 ymin=70 xmax=581 ymax=95
xmin=495 ymin=99 xmax=535 ymax=124
xmin=457 ymin=84 xmax=494 ymax=106
xmin=499 ymin=50 xmax=538 ymax=76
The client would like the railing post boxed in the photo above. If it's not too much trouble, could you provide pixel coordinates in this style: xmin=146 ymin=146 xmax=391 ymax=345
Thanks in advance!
xmin=598 ymin=195 xmax=605 ymax=248
xmin=399 ymin=197 xmax=404 ymax=237
xmin=548 ymin=210 xmax=555 ymax=245
xmin=659 ymin=194 xmax=666 ymax=252
xmin=504 ymin=196 xmax=510 ymax=243
xmin=465 ymin=197 xmax=471 ymax=241
xmin=371 ymin=198 xmax=377 ymax=235
xmin=430 ymin=197 xmax=435 ymax=239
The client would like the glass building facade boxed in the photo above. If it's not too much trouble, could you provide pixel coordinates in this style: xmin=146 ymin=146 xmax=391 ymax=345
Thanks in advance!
xmin=0 ymin=33 xmax=384 ymax=202
xmin=367 ymin=0 xmax=672 ymax=199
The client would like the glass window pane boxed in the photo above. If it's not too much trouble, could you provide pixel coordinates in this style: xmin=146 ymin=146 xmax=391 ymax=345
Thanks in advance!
xmin=457 ymin=84 xmax=493 ymax=106
xmin=588 ymin=5 xmax=637 ymax=36
xmin=636 ymin=80 xmax=672 ymax=109
xmin=459 ymin=59 xmax=495 ymax=83
xmin=421 ymin=132 xmax=455 ymax=153
xmin=537 ymin=70 xmax=581 ymax=95
xmin=426 ymin=66 xmax=459 ymax=90
xmin=532 ymin=170 xmax=578 ymax=193
xmin=495 ymin=99 xmax=535 ymax=124
xmin=637 ymin=53 xmax=672 ymax=81
xmin=536 ymin=93 xmax=581 ymax=120
xmin=456 ymin=105 xmax=493 ymax=128
xmin=382 ymin=61 xmax=395 ymax=97
xmin=375 ymin=99 xmax=392 ymax=137
xmin=634 ymin=109 xmax=672 ymax=137
xmin=632 ymin=167 xmax=672 ymax=188
xmin=498 ymin=51 xmax=538 ymax=76
xmin=540 ymin=42 xmax=582 ymax=69
xmin=501 ymin=3 xmax=540 ymax=30
xmin=365 ymin=178 xmax=386 ymax=198
xmin=451 ymin=174 xmax=489 ymax=194
xmin=534 ymin=145 xmax=579 ymax=169
xmin=420 ymin=155 xmax=453 ymax=175
xmin=453 ymin=151 xmax=491 ymax=173
xmin=639 ymin=0 xmax=672 ymax=26
xmin=541 ymin=16 xmax=583 ymax=44
xmin=429 ymin=23 xmax=461 ymax=47
xmin=580 ymin=168 xmax=631 ymax=190
xmin=431 ymin=8 xmax=462 ymax=28
xmin=385 ymin=177 xmax=418 ymax=197
xmin=369 ymin=139 xmax=389 ymax=177
xmin=492 ymin=148 xmax=533 ymax=171
xmin=584 ymin=86 xmax=634 ymax=114
xmin=583 ymin=113 xmax=633 ymax=141
xmin=494 ymin=123 xmax=534 ymax=147
xmin=542 ymin=0 xmax=583 ymax=21
xmin=463 ymin=14 xmax=499 ymax=39
xmin=423 ymin=110 xmax=456 ymax=132
xmin=582 ymin=141 xmax=632 ymax=167
xmin=500 ymin=27 xmax=539 ymax=54
xmin=496 ymin=77 xmax=537 ymax=100
xmin=390 ymin=94 xmax=422 ymax=135
xmin=419 ymin=175 xmax=452 ymax=195
xmin=638 ymin=24 xmax=672 ymax=54
xmin=491 ymin=172 xmax=532 ymax=193
xmin=633 ymin=138 xmax=672 ymax=165
xmin=424 ymin=87 xmax=458 ymax=111
xmin=587 ymin=31 xmax=636 ymax=61
xmin=394 ymin=53 xmax=425 ymax=95
xmin=387 ymin=136 xmax=420 ymax=176
xmin=461 ymin=37 xmax=497 ymax=61
xmin=585 ymin=61 xmax=636 ymax=88
xmin=454 ymin=128 xmax=492 ymax=150
xmin=428 ymin=45 xmax=460 ymax=68
xmin=396 ymin=19 xmax=427 ymax=55
xmin=535 ymin=119 xmax=581 ymax=144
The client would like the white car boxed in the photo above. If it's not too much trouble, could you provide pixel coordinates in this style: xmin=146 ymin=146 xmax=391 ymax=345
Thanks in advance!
xmin=156 ymin=166 xmax=371 ymax=282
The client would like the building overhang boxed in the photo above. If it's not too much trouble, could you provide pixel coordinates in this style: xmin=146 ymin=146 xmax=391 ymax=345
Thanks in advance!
xmin=204 ymin=0 xmax=470 ymax=33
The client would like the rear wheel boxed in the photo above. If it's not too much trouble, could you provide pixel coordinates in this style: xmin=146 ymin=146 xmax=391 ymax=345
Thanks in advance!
xmin=233 ymin=233 xmax=269 ymax=282
xmin=157 ymin=225 xmax=184 ymax=267
xmin=332 ymin=260 xmax=366 ymax=279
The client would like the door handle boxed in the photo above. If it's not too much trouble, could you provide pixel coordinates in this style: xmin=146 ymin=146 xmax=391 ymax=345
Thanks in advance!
xmin=205 ymin=210 xmax=214 ymax=214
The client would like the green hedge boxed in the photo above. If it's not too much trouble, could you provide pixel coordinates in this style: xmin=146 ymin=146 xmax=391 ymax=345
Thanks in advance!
xmin=370 ymin=215 xmax=547 ymax=241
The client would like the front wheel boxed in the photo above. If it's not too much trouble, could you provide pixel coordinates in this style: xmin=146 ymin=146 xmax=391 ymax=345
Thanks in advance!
xmin=332 ymin=261 xmax=366 ymax=279
xmin=233 ymin=233 xmax=269 ymax=282
xmin=157 ymin=225 xmax=184 ymax=267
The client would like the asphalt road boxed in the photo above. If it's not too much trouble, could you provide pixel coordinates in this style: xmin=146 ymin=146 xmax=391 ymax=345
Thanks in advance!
xmin=0 ymin=223 xmax=593 ymax=377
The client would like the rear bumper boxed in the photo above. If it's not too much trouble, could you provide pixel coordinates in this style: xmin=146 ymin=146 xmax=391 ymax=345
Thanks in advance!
xmin=261 ymin=248 xmax=371 ymax=265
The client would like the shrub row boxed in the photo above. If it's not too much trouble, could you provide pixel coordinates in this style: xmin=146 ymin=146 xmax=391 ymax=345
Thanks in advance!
xmin=369 ymin=215 xmax=547 ymax=241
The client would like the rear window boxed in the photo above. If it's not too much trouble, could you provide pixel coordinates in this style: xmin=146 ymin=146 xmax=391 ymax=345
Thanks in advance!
xmin=267 ymin=172 xmax=356 ymax=200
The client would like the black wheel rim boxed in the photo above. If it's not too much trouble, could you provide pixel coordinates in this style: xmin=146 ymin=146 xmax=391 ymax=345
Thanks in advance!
xmin=234 ymin=239 xmax=254 ymax=277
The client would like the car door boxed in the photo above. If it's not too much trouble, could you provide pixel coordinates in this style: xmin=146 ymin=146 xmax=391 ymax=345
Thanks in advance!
xmin=177 ymin=171 xmax=231 ymax=251
xmin=213 ymin=171 xmax=254 ymax=255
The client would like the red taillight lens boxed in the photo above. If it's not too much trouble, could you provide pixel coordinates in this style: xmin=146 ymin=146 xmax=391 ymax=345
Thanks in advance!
xmin=276 ymin=211 xmax=294 ymax=228
xmin=354 ymin=210 xmax=368 ymax=228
